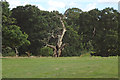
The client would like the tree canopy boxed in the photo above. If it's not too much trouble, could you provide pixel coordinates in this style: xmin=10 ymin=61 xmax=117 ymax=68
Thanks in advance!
xmin=2 ymin=1 xmax=119 ymax=57
xmin=2 ymin=2 xmax=30 ymax=56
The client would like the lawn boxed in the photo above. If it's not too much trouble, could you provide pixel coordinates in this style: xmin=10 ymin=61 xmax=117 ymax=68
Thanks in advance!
xmin=2 ymin=56 xmax=118 ymax=78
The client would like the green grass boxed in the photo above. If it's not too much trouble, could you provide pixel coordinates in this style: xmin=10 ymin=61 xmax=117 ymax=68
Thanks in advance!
xmin=2 ymin=56 xmax=118 ymax=78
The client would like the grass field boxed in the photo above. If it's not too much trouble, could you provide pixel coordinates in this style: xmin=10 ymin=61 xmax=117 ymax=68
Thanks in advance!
xmin=2 ymin=56 xmax=118 ymax=78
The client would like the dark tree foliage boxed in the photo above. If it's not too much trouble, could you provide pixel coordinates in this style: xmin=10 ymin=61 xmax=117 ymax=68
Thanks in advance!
xmin=11 ymin=5 xmax=63 ymax=55
xmin=62 ymin=26 xmax=82 ymax=56
xmin=2 ymin=1 xmax=30 ymax=56
xmin=2 ymin=1 xmax=119 ymax=57
xmin=91 ymin=8 xmax=118 ymax=56
xmin=78 ymin=8 xmax=118 ymax=57
xmin=118 ymin=12 xmax=120 ymax=56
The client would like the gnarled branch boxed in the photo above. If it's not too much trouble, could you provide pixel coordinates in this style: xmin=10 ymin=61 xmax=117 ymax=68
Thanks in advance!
xmin=46 ymin=44 xmax=56 ymax=50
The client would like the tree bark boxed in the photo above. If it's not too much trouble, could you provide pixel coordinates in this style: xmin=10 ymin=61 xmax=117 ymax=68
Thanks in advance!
xmin=15 ymin=47 xmax=19 ymax=57
xmin=58 ymin=49 xmax=62 ymax=57
xmin=57 ymin=17 xmax=66 ymax=48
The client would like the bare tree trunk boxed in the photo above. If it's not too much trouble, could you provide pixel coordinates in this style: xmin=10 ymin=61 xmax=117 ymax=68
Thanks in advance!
xmin=15 ymin=47 xmax=19 ymax=57
xmin=53 ymin=48 xmax=57 ymax=57
xmin=56 ymin=17 xmax=66 ymax=57
xmin=58 ymin=43 xmax=66 ymax=57
xmin=58 ymin=49 xmax=62 ymax=57
xmin=47 ymin=16 xmax=66 ymax=57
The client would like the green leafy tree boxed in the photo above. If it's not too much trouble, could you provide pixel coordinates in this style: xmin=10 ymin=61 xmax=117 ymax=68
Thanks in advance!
xmin=11 ymin=5 xmax=46 ymax=55
xmin=78 ymin=12 xmax=94 ymax=52
xmin=11 ymin=5 xmax=66 ymax=56
xmin=62 ymin=26 xmax=82 ymax=56
xmin=92 ymin=8 xmax=118 ymax=56
xmin=2 ymin=25 xmax=30 ymax=56
xmin=10 ymin=2 xmax=119 ymax=57
xmin=2 ymin=1 xmax=30 ymax=56
xmin=2 ymin=2 xmax=16 ymax=25
xmin=77 ymin=8 xmax=118 ymax=56
xmin=64 ymin=8 xmax=82 ymax=31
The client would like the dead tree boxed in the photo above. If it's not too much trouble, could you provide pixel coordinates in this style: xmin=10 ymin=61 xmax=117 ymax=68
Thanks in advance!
xmin=46 ymin=15 xmax=67 ymax=57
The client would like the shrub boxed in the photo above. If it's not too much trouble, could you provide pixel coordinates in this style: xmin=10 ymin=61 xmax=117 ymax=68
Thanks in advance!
xmin=37 ymin=47 xmax=53 ymax=57
xmin=2 ymin=47 xmax=16 ymax=57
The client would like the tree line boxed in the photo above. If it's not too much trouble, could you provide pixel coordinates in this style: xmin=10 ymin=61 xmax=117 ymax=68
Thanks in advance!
xmin=1 ymin=1 xmax=119 ymax=57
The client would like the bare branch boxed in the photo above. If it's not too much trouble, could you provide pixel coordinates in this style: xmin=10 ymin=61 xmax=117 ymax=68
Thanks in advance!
xmin=46 ymin=44 xmax=56 ymax=50
xmin=51 ymin=30 xmax=58 ymax=38
xmin=60 ymin=43 xmax=66 ymax=50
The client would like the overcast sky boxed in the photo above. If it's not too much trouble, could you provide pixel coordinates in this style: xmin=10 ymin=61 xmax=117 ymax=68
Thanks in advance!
xmin=6 ymin=0 xmax=119 ymax=13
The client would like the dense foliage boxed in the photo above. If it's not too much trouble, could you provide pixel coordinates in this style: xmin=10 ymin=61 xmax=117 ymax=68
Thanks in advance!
xmin=2 ymin=1 xmax=119 ymax=57
xmin=2 ymin=2 xmax=30 ymax=56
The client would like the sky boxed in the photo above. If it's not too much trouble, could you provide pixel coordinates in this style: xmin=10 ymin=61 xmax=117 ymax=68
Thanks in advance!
xmin=6 ymin=0 xmax=120 ymax=13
